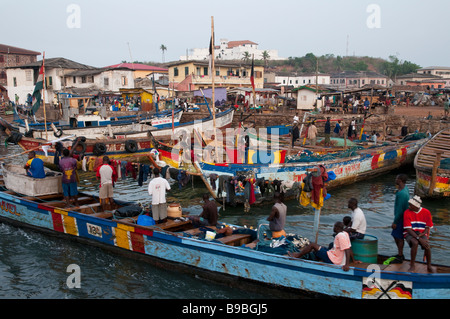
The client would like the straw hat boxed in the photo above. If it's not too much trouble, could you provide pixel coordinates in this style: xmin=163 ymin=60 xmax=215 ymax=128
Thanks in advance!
xmin=408 ymin=195 xmax=422 ymax=208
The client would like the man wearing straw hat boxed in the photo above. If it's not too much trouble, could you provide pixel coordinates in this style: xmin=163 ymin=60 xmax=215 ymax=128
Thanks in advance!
xmin=403 ymin=195 xmax=435 ymax=273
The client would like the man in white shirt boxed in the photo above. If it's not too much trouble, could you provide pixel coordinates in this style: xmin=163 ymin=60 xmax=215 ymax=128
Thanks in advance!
xmin=346 ymin=198 xmax=366 ymax=240
xmin=148 ymin=167 xmax=171 ymax=223
xmin=307 ymin=121 xmax=318 ymax=146
xmin=96 ymin=156 xmax=117 ymax=211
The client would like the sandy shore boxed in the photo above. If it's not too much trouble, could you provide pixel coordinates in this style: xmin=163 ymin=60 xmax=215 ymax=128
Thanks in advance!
xmin=393 ymin=105 xmax=447 ymax=118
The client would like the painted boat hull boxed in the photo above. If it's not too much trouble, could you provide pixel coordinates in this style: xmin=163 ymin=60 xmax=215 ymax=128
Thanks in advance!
xmin=10 ymin=108 xmax=234 ymax=164
xmin=12 ymin=110 xmax=183 ymax=140
xmin=197 ymin=138 xmax=427 ymax=205
xmin=0 ymin=188 xmax=448 ymax=299
xmin=414 ymin=128 xmax=450 ymax=198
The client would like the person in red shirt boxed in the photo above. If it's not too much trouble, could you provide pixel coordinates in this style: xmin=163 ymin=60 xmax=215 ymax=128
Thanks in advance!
xmin=403 ymin=195 xmax=435 ymax=273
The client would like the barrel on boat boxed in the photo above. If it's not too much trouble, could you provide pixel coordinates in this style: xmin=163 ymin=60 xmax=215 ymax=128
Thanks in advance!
xmin=352 ymin=234 xmax=378 ymax=264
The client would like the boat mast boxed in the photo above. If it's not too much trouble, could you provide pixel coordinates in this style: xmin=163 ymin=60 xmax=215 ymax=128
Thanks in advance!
xmin=43 ymin=52 xmax=48 ymax=140
xmin=211 ymin=16 xmax=219 ymax=162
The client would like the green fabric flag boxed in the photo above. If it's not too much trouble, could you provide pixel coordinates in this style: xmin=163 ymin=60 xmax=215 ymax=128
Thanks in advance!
xmin=31 ymin=61 xmax=44 ymax=114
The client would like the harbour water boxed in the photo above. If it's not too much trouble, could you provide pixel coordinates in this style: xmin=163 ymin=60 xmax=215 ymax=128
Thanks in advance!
xmin=0 ymin=140 xmax=449 ymax=299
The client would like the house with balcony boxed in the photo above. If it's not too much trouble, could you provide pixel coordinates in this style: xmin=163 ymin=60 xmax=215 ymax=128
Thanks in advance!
xmin=167 ymin=60 xmax=264 ymax=92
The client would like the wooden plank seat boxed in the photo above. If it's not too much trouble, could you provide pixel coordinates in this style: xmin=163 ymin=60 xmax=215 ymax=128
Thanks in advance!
xmin=182 ymin=226 xmax=218 ymax=236
xmin=88 ymin=211 xmax=114 ymax=219
xmin=72 ymin=203 xmax=102 ymax=214
xmin=217 ymin=233 xmax=252 ymax=246
xmin=157 ymin=219 xmax=192 ymax=232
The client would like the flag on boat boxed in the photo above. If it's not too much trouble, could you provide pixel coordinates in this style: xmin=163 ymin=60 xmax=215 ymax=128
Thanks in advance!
xmin=31 ymin=58 xmax=44 ymax=114
xmin=208 ymin=31 xmax=215 ymax=76
xmin=250 ymin=56 xmax=255 ymax=91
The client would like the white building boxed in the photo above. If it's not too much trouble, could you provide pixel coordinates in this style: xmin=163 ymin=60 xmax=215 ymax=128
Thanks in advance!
xmin=292 ymin=86 xmax=325 ymax=110
xmin=6 ymin=57 xmax=135 ymax=105
xmin=275 ymin=73 xmax=330 ymax=87
xmin=180 ymin=39 xmax=285 ymax=61
xmin=417 ymin=66 xmax=450 ymax=78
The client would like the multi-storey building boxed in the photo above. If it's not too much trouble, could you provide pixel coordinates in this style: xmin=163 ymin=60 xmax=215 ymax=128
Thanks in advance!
xmin=0 ymin=43 xmax=40 ymax=87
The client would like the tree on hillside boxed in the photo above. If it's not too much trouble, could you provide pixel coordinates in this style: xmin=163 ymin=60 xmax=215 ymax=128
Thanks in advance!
xmin=160 ymin=44 xmax=167 ymax=63
xmin=381 ymin=55 xmax=421 ymax=81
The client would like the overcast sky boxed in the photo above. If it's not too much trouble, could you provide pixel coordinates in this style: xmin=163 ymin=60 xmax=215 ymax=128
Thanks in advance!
xmin=1 ymin=0 xmax=449 ymax=68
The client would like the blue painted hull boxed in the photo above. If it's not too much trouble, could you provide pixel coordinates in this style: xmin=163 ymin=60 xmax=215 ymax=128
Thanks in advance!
xmin=0 ymin=188 xmax=448 ymax=299
xmin=197 ymin=137 xmax=428 ymax=205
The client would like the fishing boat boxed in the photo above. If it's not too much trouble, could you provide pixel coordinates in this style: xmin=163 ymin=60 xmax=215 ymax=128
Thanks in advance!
xmin=1 ymin=163 xmax=63 ymax=196
xmin=9 ymin=104 xmax=183 ymax=141
xmin=3 ymin=107 xmax=235 ymax=165
xmin=0 ymin=163 xmax=448 ymax=299
xmin=414 ymin=128 xmax=450 ymax=198
xmin=195 ymin=133 xmax=429 ymax=206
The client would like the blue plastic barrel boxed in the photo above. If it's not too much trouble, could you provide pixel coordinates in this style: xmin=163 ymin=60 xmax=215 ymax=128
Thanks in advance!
xmin=352 ymin=234 xmax=378 ymax=264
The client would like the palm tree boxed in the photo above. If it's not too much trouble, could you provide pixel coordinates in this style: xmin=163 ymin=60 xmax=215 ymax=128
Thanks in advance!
xmin=262 ymin=50 xmax=270 ymax=67
xmin=242 ymin=51 xmax=251 ymax=63
xmin=160 ymin=44 xmax=167 ymax=63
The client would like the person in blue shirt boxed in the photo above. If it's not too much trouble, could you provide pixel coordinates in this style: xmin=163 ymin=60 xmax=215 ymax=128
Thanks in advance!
xmin=391 ymin=174 xmax=410 ymax=263
xmin=363 ymin=98 xmax=370 ymax=113
xmin=24 ymin=151 xmax=46 ymax=179
xmin=333 ymin=120 xmax=342 ymax=137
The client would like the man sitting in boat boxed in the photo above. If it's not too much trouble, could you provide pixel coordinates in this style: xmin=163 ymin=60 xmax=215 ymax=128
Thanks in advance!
xmin=403 ymin=195 xmax=435 ymax=273
xmin=23 ymin=151 xmax=45 ymax=179
xmin=288 ymin=221 xmax=352 ymax=271
xmin=346 ymin=198 xmax=366 ymax=240
xmin=187 ymin=193 xmax=218 ymax=227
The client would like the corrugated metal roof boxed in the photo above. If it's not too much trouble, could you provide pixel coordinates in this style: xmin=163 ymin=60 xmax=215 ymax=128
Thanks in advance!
xmin=7 ymin=57 xmax=96 ymax=70
xmin=104 ymin=63 xmax=168 ymax=72
xmin=0 ymin=44 xmax=41 ymax=56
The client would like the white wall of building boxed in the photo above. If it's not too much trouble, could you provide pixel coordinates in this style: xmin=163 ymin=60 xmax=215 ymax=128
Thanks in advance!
xmin=180 ymin=39 xmax=285 ymax=61
xmin=7 ymin=67 xmax=135 ymax=105
xmin=296 ymin=89 xmax=322 ymax=110
xmin=276 ymin=74 xmax=330 ymax=87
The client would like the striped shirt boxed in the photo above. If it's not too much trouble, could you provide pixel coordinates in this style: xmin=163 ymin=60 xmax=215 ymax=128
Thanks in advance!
xmin=403 ymin=207 xmax=433 ymax=237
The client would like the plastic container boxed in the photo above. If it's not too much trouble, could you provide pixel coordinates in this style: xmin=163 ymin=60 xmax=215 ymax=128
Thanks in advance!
xmin=205 ymin=231 xmax=216 ymax=241
xmin=352 ymin=234 xmax=378 ymax=264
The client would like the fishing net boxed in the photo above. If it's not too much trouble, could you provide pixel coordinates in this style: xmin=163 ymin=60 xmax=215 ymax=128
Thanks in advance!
xmin=440 ymin=158 xmax=450 ymax=170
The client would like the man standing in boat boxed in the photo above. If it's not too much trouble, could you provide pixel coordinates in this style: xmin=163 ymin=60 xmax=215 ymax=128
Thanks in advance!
xmin=24 ymin=151 xmax=45 ymax=179
xmin=391 ymin=174 xmax=409 ymax=263
xmin=59 ymin=148 xmax=79 ymax=207
xmin=403 ymin=195 xmax=435 ymax=273
xmin=148 ymin=167 xmax=171 ymax=224
xmin=96 ymin=156 xmax=117 ymax=211
xmin=267 ymin=192 xmax=287 ymax=239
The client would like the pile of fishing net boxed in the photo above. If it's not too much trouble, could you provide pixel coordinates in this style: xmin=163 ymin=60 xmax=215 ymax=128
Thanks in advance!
xmin=286 ymin=146 xmax=364 ymax=163
xmin=255 ymin=233 xmax=315 ymax=260
xmin=439 ymin=158 xmax=450 ymax=170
